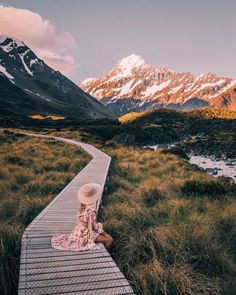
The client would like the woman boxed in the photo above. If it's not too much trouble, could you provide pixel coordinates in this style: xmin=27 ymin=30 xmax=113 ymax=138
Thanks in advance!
xmin=51 ymin=183 xmax=113 ymax=251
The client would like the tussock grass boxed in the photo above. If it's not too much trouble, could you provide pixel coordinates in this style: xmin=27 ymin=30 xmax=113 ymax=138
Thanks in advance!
xmin=4 ymin=128 xmax=235 ymax=294
xmin=0 ymin=129 xmax=91 ymax=295
xmin=99 ymin=144 xmax=236 ymax=295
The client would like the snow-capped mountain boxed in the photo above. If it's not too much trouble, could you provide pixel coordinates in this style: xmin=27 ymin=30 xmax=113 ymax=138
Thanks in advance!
xmin=80 ymin=54 xmax=236 ymax=116
xmin=0 ymin=36 xmax=111 ymax=119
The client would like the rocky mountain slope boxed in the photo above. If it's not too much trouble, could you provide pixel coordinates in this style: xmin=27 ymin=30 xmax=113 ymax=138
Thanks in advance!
xmin=80 ymin=54 xmax=236 ymax=116
xmin=0 ymin=36 xmax=111 ymax=119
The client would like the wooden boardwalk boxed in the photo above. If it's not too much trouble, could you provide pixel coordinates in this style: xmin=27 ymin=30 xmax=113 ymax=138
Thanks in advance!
xmin=18 ymin=133 xmax=135 ymax=295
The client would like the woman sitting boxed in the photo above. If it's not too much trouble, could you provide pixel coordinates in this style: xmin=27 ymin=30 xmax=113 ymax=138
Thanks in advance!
xmin=51 ymin=183 xmax=113 ymax=251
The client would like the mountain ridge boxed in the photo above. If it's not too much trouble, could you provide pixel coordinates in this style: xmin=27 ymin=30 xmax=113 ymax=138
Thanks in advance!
xmin=0 ymin=35 xmax=111 ymax=119
xmin=80 ymin=54 xmax=236 ymax=116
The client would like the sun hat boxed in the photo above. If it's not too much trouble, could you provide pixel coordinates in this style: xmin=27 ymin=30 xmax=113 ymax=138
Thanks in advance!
xmin=77 ymin=183 xmax=103 ymax=205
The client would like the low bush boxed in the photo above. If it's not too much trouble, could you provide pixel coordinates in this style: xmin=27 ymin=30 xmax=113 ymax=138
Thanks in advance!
xmin=182 ymin=179 xmax=227 ymax=197
xmin=142 ymin=187 xmax=165 ymax=207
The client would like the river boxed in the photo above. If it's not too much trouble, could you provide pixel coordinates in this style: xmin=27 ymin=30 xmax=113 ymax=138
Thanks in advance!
xmin=143 ymin=144 xmax=236 ymax=183
xmin=189 ymin=155 xmax=236 ymax=183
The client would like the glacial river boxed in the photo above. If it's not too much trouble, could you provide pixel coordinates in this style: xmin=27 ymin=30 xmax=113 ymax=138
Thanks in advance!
xmin=189 ymin=155 xmax=236 ymax=183
xmin=143 ymin=144 xmax=236 ymax=183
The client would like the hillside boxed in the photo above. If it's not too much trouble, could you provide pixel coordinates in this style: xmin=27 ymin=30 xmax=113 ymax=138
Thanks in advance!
xmin=119 ymin=107 xmax=236 ymax=124
xmin=0 ymin=36 xmax=111 ymax=119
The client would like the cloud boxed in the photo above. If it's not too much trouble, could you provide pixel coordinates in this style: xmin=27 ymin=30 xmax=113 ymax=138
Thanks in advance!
xmin=0 ymin=5 xmax=77 ymax=74
xmin=38 ymin=49 xmax=77 ymax=74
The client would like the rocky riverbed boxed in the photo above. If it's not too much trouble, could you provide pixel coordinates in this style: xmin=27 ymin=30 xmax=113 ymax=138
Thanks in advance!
xmin=144 ymin=143 xmax=236 ymax=183
xmin=189 ymin=155 xmax=236 ymax=183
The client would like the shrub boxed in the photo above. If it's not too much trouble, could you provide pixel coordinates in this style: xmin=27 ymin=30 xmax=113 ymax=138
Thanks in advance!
xmin=5 ymin=155 xmax=33 ymax=167
xmin=5 ymin=155 xmax=22 ymax=165
xmin=54 ymin=157 xmax=70 ymax=172
xmin=162 ymin=147 xmax=190 ymax=160
xmin=143 ymin=187 xmax=165 ymax=207
xmin=182 ymin=179 xmax=227 ymax=197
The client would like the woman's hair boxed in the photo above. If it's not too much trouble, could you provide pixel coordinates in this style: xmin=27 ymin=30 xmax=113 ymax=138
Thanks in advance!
xmin=79 ymin=203 xmax=86 ymax=213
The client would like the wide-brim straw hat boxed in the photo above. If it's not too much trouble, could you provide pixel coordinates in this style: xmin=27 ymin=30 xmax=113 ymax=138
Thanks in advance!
xmin=77 ymin=183 xmax=103 ymax=205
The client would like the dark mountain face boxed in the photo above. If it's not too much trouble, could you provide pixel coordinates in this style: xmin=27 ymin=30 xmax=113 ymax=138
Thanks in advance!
xmin=98 ymin=97 xmax=210 ymax=117
xmin=0 ymin=36 xmax=111 ymax=119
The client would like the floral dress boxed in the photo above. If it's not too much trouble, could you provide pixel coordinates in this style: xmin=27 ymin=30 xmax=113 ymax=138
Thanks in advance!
xmin=51 ymin=203 xmax=104 ymax=251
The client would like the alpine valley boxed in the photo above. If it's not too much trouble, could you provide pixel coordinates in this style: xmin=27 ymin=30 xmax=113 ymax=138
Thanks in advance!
xmin=0 ymin=36 xmax=111 ymax=120
xmin=80 ymin=54 xmax=236 ymax=117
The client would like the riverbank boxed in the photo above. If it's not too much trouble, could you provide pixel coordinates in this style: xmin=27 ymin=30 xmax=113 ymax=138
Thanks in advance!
xmin=189 ymin=155 xmax=236 ymax=183
xmin=143 ymin=141 xmax=236 ymax=183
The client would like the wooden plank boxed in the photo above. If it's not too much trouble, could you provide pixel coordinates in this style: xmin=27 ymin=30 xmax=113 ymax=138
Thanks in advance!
xmin=76 ymin=286 xmax=135 ymax=295
xmin=19 ymin=278 xmax=130 ymax=295
xmin=20 ymin=268 xmax=124 ymax=287
xmin=20 ymin=256 xmax=115 ymax=271
xmin=20 ymin=261 xmax=118 ymax=276
xmin=19 ymin=272 xmax=123 ymax=290
xmin=22 ymin=245 xmax=107 ymax=256
xmin=22 ymin=252 xmax=111 ymax=264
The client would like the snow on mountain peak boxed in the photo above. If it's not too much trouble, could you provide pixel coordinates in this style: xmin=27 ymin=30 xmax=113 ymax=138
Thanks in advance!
xmin=0 ymin=35 xmax=9 ymax=43
xmin=80 ymin=54 xmax=236 ymax=112
xmin=0 ymin=35 xmax=38 ymax=78
xmin=82 ymin=77 xmax=97 ymax=84
xmin=117 ymin=54 xmax=146 ymax=75
xmin=0 ymin=35 xmax=25 ymax=48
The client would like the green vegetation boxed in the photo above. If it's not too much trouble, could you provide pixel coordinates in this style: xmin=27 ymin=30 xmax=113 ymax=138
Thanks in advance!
xmin=0 ymin=130 xmax=91 ymax=295
xmin=119 ymin=108 xmax=236 ymax=124
xmin=188 ymin=108 xmax=236 ymax=119
xmin=177 ymin=133 xmax=236 ymax=158
xmin=2 ymin=108 xmax=236 ymax=153
xmin=118 ymin=108 xmax=236 ymax=157
xmin=70 ymin=108 xmax=236 ymax=153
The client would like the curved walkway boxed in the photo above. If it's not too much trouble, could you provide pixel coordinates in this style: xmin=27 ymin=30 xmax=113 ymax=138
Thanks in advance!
xmin=18 ymin=133 xmax=134 ymax=295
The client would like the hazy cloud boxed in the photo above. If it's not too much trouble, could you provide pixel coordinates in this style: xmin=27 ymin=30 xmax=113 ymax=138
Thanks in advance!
xmin=0 ymin=5 xmax=77 ymax=74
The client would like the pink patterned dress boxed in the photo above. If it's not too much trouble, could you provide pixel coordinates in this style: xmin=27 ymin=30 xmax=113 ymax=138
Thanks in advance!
xmin=51 ymin=203 xmax=104 ymax=251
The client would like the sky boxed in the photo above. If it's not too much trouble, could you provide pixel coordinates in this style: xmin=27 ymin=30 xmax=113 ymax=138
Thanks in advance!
xmin=0 ymin=0 xmax=235 ymax=83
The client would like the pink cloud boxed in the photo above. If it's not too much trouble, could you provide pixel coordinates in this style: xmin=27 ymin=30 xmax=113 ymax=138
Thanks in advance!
xmin=0 ymin=5 xmax=77 ymax=74
xmin=38 ymin=49 xmax=77 ymax=74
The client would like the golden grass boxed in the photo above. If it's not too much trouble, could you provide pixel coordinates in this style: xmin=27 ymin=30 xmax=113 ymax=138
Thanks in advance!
xmin=188 ymin=108 xmax=236 ymax=119
xmin=2 ymin=128 xmax=235 ymax=295
xmin=29 ymin=114 xmax=65 ymax=120
xmin=119 ymin=107 xmax=236 ymax=125
xmin=118 ymin=110 xmax=155 ymax=124
xmin=99 ymin=144 xmax=236 ymax=295
xmin=0 ymin=130 xmax=91 ymax=295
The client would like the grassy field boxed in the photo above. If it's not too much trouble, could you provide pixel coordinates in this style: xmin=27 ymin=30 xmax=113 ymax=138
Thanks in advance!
xmin=0 ymin=130 xmax=91 ymax=295
xmin=101 ymin=145 xmax=236 ymax=295
xmin=1 ymin=124 xmax=236 ymax=295
xmin=38 ymin=129 xmax=236 ymax=295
